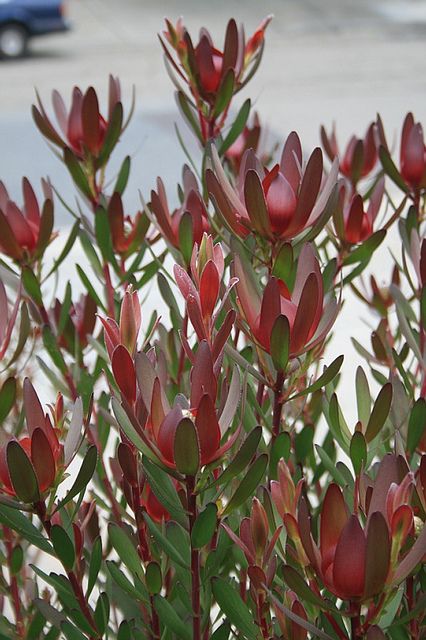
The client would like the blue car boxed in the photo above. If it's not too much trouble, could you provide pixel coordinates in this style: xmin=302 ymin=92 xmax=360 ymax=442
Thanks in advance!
xmin=0 ymin=0 xmax=69 ymax=59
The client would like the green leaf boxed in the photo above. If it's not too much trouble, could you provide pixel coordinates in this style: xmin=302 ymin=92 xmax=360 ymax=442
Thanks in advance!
xmin=94 ymin=592 xmax=109 ymax=636
xmin=98 ymin=102 xmax=124 ymax=166
xmin=178 ymin=212 xmax=193 ymax=265
xmin=95 ymin=206 xmax=119 ymax=269
xmin=45 ymin=221 xmax=80 ymax=278
xmin=212 ymin=577 xmax=259 ymax=640
xmin=112 ymin=398 xmax=160 ymax=464
xmin=282 ymin=565 xmax=338 ymax=612
xmin=204 ymin=426 xmax=262 ymax=491
xmin=35 ymin=198 xmax=54 ymax=258
xmin=211 ymin=623 xmax=231 ymax=640
xmin=0 ymin=377 xmax=16 ymax=422
xmin=51 ymin=525 xmax=75 ymax=570
xmin=10 ymin=544 xmax=23 ymax=575
xmin=55 ymin=446 xmax=97 ymax=511
xmin=61 ymin=621 xmax=87 ymax=640
xmin=106 ymin=561 xmax=147 ymax=601
xmin=176 ymin=91 xmax=202 ymax=143
xmin=213 ymin=68 xmax=235 ymax=118
xmin=222 ymin=454 xmax=268 ymax=516
xmin=379 ymin=146 xmax=409 ymax=193
xmin=6 ymin=441 xmax=39 ymax=503
xmin=350 ymin=431 xmax=367 ymax=475
xmin=173 ymin=418 xmax=200 ymax=475
xmin=63 ymin=148 xmax=93 ymax=200
xmin=153 ymin=594 xmax=192 ymax=640
xmin=270 ymin=431 xmax=291 ymax=479
xmin=191 ymin=503 xmax=217 ymax=549
xmin=76 ymin=265 xmax=105 ymax=311
xmin=118 ymin=621 xmax=132 ymax=640
xmin=270 ymin=315 xmax=290 ymax=372
xmin=219 ymin=99 xmax=251 ymax=155
xmin=272 ymin=243 xmax=293 ymax=282
xmin=295 ymin=426 xmax=314 ymax=463
xmin=365 ymin=383 xmax=393 ymax=443
xmin=142 ymin=457 xmax=187 ymax=525
xmin=143 ymin=513 xmax=188 ymax=569
xmin=42 ymin=325 xmax=67 ymax=375
xmin=22 ymin=266 xmax=43 ymax=306
xmin=315 ymin=445 xmax=347 ymax=486
xmin=356 ymin=366 xmax=371 ymax=426
xmin=343 ymin=230 xmax=386 ymax=266
xmin=145 ymin=561 xmax=162 ymax=595
xmin=108 ymin=523 xmax=144 ymax=581
xmin=0 ymin=505 xmax=53 ymax=554
xmin=87 ymin=536 xmax=102 ymax=597
xmin=290 ymin=355 xmax=344 ymax=399
xmin=114 ymin=155 xmax=131 ymax=194
xmin=407 ymin=398 xmax=426 ymax=455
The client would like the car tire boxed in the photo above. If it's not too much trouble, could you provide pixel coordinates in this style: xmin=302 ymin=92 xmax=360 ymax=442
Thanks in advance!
xmin=0 ymin=24 xmax=28 ymax=59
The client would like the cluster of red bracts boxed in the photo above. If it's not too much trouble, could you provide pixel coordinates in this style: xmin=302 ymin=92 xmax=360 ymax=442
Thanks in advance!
xmin=321 ymin=122 xmax=379 ymax=186
xmin=334 ymin=176 xmax=385 ymax=245
xmin=150 ymin=166 xmax=210 ymax=255
xmin=161 ymin=17 xmax=271 ymax=106
xmin=399 ymin=113 xmax=426 ymax=192
xmin=272 ymin=455 xmax=426 ymax=603
xmin=102 ymin=284 xmax=239 ymax=476
xmin=0 ymin=380 xmax=69 ymax=500
xmin=234 ymin=243 xmax=338 ymax=361
xmin=107 ymin=191 xmax=148 ymax=258
xmin=207 ymin=132 xmax=338 ymax=242
xmin=52 ymin=293 xmax=97 ymax=352
xmin=32 ymin=75 xmax=124 ymax=164
xmin=0 ymin=178 xmax=54 ymax=263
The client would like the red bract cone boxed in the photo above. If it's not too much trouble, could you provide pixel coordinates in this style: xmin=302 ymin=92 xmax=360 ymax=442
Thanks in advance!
xmin=100 ymin=285 xmax=141 ymax=361
xmin=0 ymin=379 xmax=83 ymax=501
xmin=107 ymin=192 xmax=148 ymax=258
xmin=161 ymin=17 xmax=271 ymax=105
xmin=32 ymin=76 xmax=124 ymax=164
xmin=207 ymin=133 xmax=338 ymax=242
xmin=400 ymin=113 xmax=426 ymax=190
xmin=150 ymin=166 xmax=209 ymax=255
xmin=321 ymin=121 xmax=379 ymax=185
xmin=0 ymin=178 xmax=54 ymax=263
xmin=335 ymin=177 xmax=385 ymax=245
xmin=235 ymin=243 xmax=338 ymax=358
xmin=296 ymin=455 xmax=425 ymax=602
xmin=141 ymin=341 xmax=240 ymax=471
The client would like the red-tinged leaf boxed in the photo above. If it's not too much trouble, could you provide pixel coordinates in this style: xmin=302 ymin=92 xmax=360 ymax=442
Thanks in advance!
xmin=333 ymin=515 xmax=366 ymax=598
xmin=244 ymin=169 xmax=271 ymax=237
xmin=6 ymin=441 xmax=40 ymax=503
xmin=365 ymin=383 xmax=392 ymax=443
xmin=187 ymin=294 xmax=207 ymax=341
xmin=178 ymin=211 xmax=193 ymax=265
xmin=363 ymin=511 xmax=390 ymax=599
xmin=379 ymin=145 xmax=409 ymax=193
xmin=118 ymin=442 xmax=138 ymax=486
xmin=98 ymin=102 xmax=123 ymax=167
xmin=212 ymin=68 xmax=235 ymax=118
xmin=222 ymin=18 xmax=238 ymax=73
xmin=31 ymin=428 xmax=56 ymax=493
xmin=345 ymin=195 xmax=364 ymax=241
xmin=23 ymin=378 xmax=45 ymax=436
xmin=150 ymin=188 xmax=176 ymax=246
xmin=297 ymin=496 xmax=319 ymax=569
xmin=150 ymin=377 xmax=166 ymax=439
xmin=157 ymin=405 xmax=183 ymax=465
xmin=366 ymin=626 xmax=386 ymax=640
xmin=291 ymin=273 xmax=319 ymax=355
xmin=282 ymin=565 xmax=332 ymax=611
xmin=257 ymin=277 xmax=281 ymax=349
xmin=200 ymin=260 xmax=219 ymax=318
xmin=233 ymin=253 xmax=260 ymax=332
xmin=320 ymin=484 xmax=349 ymax=558
xmin=391 ymin=504 xmax=413 ymax=542
xmin=291 ymin=601 xmax=308 ymax=640
xmin=350 ymin=430 xmax=367 ymax=476
xmin=35 ymin=198 xmax=54 ymax=257
xmin=63 ymin=148 xmax=93 ymax=201
xmin=173 ymin=417 xmax=199 ymax=475
xmin=268 ymin=589 xmax=334 ymax=640
xmin=212 ymin=309 xmax=236 ymax=362
xmin=31 ymin=104 xmax=64 ymax=147
xmin=280 ymin=131 xmax=303 ymax=193
xmin=64 ymin=397 xmax=84 ymax=466
xmin=367 ymin=454 xmax=400 ymax=525
xmin=350 ymin=139 xmax=364 ymax=184
xmin=82 ymin=87 xmax=100 ymax=155
xmin=0 ymin=377 xmax=16 ymax=423
xmin=392 ymin=521 xmax=426 ymax=583
xmin=190 ymin=341 xmax=216 ymax=407
xmin=270 ymin=314 xmax=290 ymax=372
xmin=195 ymin=394 xmax=221 ymax=466
xmin=218 ymin=365 xmax=240 ymax=433
xmin=112 ymin=345 xmax=136 ymax=404
xmin=0 ymin=210 xmax=23 ymax=259
xmin=288 ymin=147 xmax=322 ymax=233
xmin=206 ymin=169 xmax=247 ymax=237
xmin=221 ymin=522 xmax=255 ymax=564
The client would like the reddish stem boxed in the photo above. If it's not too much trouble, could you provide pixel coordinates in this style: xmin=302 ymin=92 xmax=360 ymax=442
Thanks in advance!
xmin=272 ymin=370 xmax=285 ymax=440
xmin=3 ymin=526 xmax=25 ymax=637
xmin=187 ymin=475 xmax=201 ymax=640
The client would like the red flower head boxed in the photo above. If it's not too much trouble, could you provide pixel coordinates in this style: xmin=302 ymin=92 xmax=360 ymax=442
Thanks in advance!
xmin=150 ymin=166 xmax=210 ymax=254
xmin=207 ymin=132 xmax=338 ymax=241
xmin=399 ymin=112 xmax=426 ymax=191
xmin=335 ymin=177 xmax=385 ymax=245
xmin=235 ymin=243 xmax=339 ymax=359
xmin=107 ymin=192 xmax=148 ymax=257
xmin=139 ymin=341 xmax=241 ymax=472
xmin=297 ymin=455 xmax=425 ymax=602
xmin=0 ymin=379 xmax=83 ymax=501
xmin=32 ymin=76 xmax=124 ymax=163
xmin=174 ymin=235 xmax=236 ymax=356
xmin=100 ymin=285 xmax=141 ymax=361
xmin=321 ymin=121 xmax=379 ymax=186
xmin=161 ymin=17 xmax=271 ymax=105
xmin=0 ymin=178 xmax=54 ymax=263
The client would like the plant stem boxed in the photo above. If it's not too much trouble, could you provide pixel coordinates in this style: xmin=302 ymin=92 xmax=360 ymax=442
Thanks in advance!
xmin=187 ymin=475 xmax=201 ymax=640
xmin=350 ymin=602 xmax=361 ymax=640
xmin=272 ymin=370 xmax=285 ymax=440
xmin=3 ymin=526 xmax=25 ymax=637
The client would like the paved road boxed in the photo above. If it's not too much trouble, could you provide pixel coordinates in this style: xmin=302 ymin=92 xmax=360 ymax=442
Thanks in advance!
xmin=0 ymin=0 xmax=425 ymax=414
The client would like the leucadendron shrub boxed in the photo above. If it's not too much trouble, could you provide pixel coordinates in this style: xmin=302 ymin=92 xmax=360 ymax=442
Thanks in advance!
xmin=0 ymin=15 xmax=425 ymax=640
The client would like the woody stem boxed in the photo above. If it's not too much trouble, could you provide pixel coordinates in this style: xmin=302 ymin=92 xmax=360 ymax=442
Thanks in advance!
xmin=187 ymin=475 xmax=201 ymax=640
xmin=272 ymin=370 xmax=285 ymax=440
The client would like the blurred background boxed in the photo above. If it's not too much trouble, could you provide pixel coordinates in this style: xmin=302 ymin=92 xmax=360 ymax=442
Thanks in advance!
xmin=0 ymin=0 xmax=425 ymax=412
